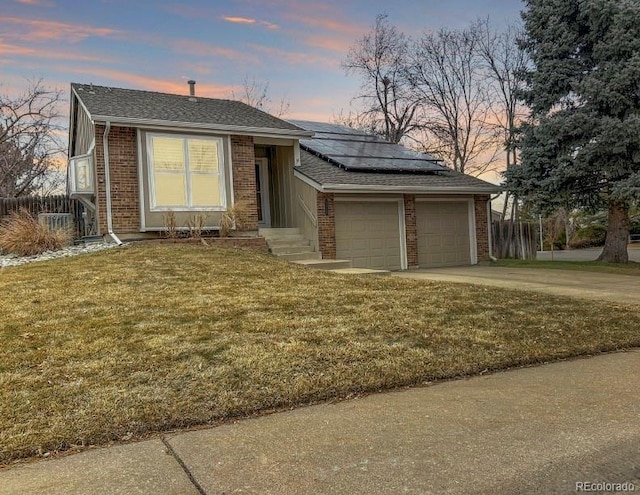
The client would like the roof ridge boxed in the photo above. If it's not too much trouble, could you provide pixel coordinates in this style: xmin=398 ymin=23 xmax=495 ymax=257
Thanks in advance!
xmin=71 ymin=82 xmax=238 ymax=103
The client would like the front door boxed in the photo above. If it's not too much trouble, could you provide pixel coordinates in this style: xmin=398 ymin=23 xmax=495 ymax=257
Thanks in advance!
xmin=255 ymin=158 xmax=271 ymax=227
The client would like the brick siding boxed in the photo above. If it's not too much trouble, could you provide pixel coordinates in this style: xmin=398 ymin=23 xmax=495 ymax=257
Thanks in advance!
xmin=230 ymin=135 xmax=259 ymax=232
xmin=403 ymin=194 xmax=418 ymax=268
xmin=94 ymin=124 xmax=140 ymax=234
xmin=474 ymin=195 xmax=490 ymax=261
xmin=316 ymin=192 xmax=336 ymax=259
xmin=93 ymin=128 xmax=260 ymax=235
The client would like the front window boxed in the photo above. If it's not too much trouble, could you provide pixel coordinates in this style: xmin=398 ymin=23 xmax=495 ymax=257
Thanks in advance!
xmin=147 ymin=134 xmax=226 ymax=210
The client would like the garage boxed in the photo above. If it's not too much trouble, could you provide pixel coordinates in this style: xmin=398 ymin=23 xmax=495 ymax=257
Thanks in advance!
xmin=416 ymin=201 xmax=472 ymax=267
xmin=335 ymin=201 xmax=403 ymax=270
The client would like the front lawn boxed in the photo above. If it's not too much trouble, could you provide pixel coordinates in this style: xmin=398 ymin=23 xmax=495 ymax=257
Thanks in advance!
xmin=2 ymin=244 xmax=639 ymax=464
xmin=493 ymin=258 xmax=640 ymax=276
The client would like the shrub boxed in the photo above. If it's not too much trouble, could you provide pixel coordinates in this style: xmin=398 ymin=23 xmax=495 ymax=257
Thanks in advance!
xmin=570 ymin=224 xmax=607 ymax=249
xmin=0 ymin=209 xmax=72 ymax=256
xmin=219 ymin=201 xmax=250 ymax=237
xmin=162 ymin=210 xmax=179 ymax=239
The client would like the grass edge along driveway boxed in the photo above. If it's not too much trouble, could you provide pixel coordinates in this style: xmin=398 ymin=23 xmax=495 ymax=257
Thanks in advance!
xmin=1 ymin=244 xmax=639 ymax=465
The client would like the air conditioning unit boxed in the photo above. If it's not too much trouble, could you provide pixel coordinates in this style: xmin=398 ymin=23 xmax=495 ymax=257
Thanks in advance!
xmin=38 ymin=213 xmax=74 ymax=232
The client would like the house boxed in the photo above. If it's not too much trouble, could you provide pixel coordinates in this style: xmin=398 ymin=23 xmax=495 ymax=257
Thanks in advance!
xmin=67 ymin=82 xmax=499 ymax=270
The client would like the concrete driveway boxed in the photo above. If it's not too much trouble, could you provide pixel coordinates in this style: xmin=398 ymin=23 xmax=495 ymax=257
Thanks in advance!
xmin=393 ymin=265 xmax=640 ymax=304
xmin=537 ymin=244 xmax=640 ymax=262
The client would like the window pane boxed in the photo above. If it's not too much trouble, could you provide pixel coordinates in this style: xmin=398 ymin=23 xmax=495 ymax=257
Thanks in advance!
xmin=190 ymin=174 xmax=220 ymax=207
xmin=152 ymin=137 xmax=185 ymax=172
xmin=188 ymin=139 xmax=218 ymax=173
xmin=75 ymin=157 xmax=93 ymax=192
xmin=154 ymin=173 xmax=187 ymax=207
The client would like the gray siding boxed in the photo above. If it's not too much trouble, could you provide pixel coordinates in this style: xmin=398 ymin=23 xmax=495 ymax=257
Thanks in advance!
xmin=73 ymin=100 xmax=95 ymax=156
xmin=270 ymin=146 xmax=295 ymax=228
xmin=293 ymin=176 xmax=318 ymax=252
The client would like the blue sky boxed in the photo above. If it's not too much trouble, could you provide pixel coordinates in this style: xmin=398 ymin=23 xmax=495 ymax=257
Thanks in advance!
xmin=1 ymin=0 xmax=523 ymax=123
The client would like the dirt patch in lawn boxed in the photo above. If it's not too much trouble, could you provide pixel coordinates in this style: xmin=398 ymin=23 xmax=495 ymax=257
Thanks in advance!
xmin=2 ymin=244 xmax=639 ymax=464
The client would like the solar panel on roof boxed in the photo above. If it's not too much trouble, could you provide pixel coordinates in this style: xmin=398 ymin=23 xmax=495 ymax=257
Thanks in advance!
xmin=294 ymin=120 xmax=447 ymax=173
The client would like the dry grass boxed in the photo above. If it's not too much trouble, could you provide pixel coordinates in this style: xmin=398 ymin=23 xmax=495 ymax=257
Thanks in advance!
xmin=0 ymin=209 xmax=71 ymax=256
xmin=493 ymin=259 xmax=640 ymax=276
xmin=1 ymin=243 xmax=640 ymax=464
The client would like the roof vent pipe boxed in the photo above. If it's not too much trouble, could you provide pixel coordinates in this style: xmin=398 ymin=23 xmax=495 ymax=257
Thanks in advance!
xmin=188 ymin=80 xmax=196 ymax=96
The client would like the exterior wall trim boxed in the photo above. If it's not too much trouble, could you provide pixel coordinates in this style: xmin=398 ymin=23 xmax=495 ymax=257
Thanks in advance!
xmin=137 ymin=129 xmax=146 ymax=232
xmin=90 ymin=116 xmax=313 ymax=139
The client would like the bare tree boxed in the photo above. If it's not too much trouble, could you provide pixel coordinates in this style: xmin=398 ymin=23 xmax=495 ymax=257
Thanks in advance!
xmin=232 ymin=75 xmax=290 ymax=117
xmin=332 ymin=109 xmax=379 ymax=134
xmin=407 ymin=25 xmax=501 ymax=175
xmin=476 ymin=19 xmax=529 ymax=171
xmin=342 ymin=14 xmax=420 ymax=143
xmin=0 ymin=79 xmax=65 ymax=197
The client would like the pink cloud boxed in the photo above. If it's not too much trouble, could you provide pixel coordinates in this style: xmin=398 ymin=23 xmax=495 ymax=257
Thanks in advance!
xmin=248 ymin=44 xmax=337 ymax=69
xmin=170 ymin=38 xmax=259 ymax=64
xmin=222 ymin=15 xmax=279 ymax=30
xmin=0 ymin=16 xmax=116 ymax=43
xmin=223 ymin=16 xmax=256 ymax=25
xmin=70 ymin=67 xmax=237 ymax=99
xmin=304 ymin=34 xmax=354 ymax=54
xmin=0 ymin=40 xmax=104 ymax=61
xmin=14 ymin=0 xmax=55 ymax=5
xmin=284 ymin=12 xmax=363 ymax=37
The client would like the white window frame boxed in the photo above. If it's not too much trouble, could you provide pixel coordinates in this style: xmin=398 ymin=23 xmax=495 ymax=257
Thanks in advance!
xmin=146 ymin=133 xmax=227 ymax=212
xmin=68 ymin=152 xmax=95 ymax=194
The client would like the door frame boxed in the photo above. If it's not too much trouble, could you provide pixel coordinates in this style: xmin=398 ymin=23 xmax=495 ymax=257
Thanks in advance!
xmin=255 ymin=157 xmax=271 ymax=228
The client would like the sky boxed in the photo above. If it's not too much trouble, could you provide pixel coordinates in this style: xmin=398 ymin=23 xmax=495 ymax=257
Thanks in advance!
xmin=1 ymin=0 xmax=524 ymax=183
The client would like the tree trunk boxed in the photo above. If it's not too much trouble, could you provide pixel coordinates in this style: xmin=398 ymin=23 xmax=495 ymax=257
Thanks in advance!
xmin=597 ymin=199 xmax=630 ymax=263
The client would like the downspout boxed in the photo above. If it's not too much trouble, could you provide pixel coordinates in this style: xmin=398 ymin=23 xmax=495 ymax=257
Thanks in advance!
xmin=488 ymin=193 xmax=501 ymax=262
xmin=102 ymin=122 xmax=122 ymax=245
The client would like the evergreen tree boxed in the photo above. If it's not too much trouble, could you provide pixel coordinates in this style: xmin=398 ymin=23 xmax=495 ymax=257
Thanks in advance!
xmin=507 ymin=0 xmax=640 ymax=262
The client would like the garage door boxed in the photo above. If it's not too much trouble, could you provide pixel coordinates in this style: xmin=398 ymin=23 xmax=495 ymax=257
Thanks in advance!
xmin=416 ymin=201 xmax=471 ymax=267
xmin=335 ymin=201 xmax=402 ymax=270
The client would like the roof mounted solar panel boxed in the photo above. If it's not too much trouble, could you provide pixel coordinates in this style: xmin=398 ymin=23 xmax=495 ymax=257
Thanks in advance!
xmin=291 ymin=120 xmax=447 ymax=174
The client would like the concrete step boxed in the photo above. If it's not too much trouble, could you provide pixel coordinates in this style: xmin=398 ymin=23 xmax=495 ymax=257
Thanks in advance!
xmin=294 ymin=259 xmax=353 ymax=270
xmin=259 ymin=228 xmax=301 ymax=238
xmin=266 ymin=235 xmax=309 ymax=246
xmin=278 ymin=252 xmax=323 ymax=261
xmin=270 ymin=244 xmax=315 ymax=255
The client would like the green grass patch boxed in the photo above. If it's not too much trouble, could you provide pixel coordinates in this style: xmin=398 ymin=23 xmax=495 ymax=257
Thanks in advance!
xmin=2 ymin=244 xmax=639 ymax=464
xmin=492 ymin=258 xmax=640 ymax=276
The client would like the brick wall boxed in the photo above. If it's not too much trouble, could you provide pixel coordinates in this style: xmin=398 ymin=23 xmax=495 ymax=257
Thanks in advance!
xmin=93 ymin=129 xmax=260 ymax=235
xmin=94 ymin=124 xmax=140 ymax=234
xmin=403 ymin=194 xmax=418 ymax=268
xmin=230 ymin=135 xmax=258 ymax=232
xmin=474 ymin=195 xmax=490 ymax=261
xmin=316 ymin=192 xmax=336 ymax=259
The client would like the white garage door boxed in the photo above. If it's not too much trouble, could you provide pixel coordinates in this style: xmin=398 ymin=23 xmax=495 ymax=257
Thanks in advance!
xmin=335 ymin=201 xmax=402 ymax=270
xmin=416 ymin=201 xmax=471 ymax=267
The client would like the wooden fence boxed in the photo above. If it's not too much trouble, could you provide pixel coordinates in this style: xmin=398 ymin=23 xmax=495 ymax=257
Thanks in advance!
xmin=492 ymin=220 xmax=538 ymax=260
xmin=0 ymin=195 xmax=87 ymax=239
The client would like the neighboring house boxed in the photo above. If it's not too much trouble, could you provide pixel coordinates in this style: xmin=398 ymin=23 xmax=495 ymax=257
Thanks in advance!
xmin=67 ymin=82 xmax=499 ymax=270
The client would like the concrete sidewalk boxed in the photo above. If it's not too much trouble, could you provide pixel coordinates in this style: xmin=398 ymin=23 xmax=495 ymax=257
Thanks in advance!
xmin=2 ymin=351 xmax=639 ymax=494
xmin=394 ymin=266 xmax=640 ymax=304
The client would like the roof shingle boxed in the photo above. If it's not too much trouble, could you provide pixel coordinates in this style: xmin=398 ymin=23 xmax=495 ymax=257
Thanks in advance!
xmin=71 ymin=83 xmax=308 ymax=134
xmin=298 ymin=150 xmax=500 ymax=193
